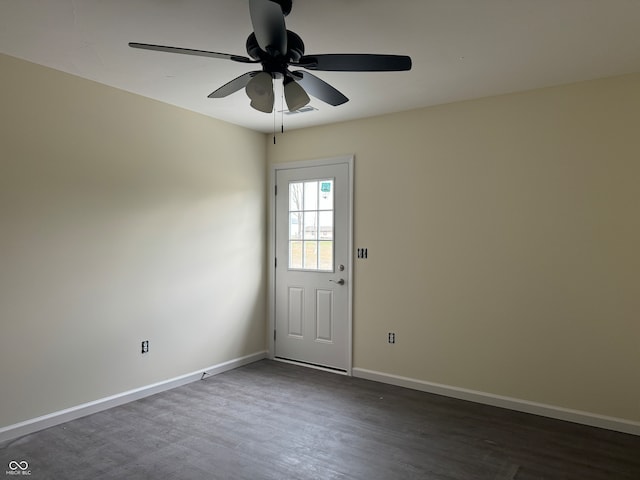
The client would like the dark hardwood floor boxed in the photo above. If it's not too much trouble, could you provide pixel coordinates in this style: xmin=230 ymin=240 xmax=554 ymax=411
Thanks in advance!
xmin=2 ymin=359 xmax=639 ymax=479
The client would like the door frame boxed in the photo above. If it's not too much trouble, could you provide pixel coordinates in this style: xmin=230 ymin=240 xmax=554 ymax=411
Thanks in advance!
xmin=268 ymin=155 xmax=354 ymax=375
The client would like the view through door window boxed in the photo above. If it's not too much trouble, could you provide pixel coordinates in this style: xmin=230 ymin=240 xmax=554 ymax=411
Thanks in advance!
xmin=288 ymin=179 xmax=334 ymax=271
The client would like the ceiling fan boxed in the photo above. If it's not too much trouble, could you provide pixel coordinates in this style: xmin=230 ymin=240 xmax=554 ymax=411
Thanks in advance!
xmin=129 ymin=0 xmax=412 ymax=113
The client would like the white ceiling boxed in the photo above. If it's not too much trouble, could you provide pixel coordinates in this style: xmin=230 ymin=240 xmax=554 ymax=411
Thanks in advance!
xmin=1 ymin=0 xmax=640 ymax=133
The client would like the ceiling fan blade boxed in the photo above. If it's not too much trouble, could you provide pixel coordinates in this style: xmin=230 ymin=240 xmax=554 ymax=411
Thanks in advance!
xmin=248 ymin=0 xmax=287 ymax=55
xmin=129 ymin=42 xmax=255 ymax=63
xmin=208 ymin=72 xmax=260 ymax=98
xmin=298 ymin=54 xmax=412 ymax=72
xmin=290 ymin=71 xmax=348 ymax=106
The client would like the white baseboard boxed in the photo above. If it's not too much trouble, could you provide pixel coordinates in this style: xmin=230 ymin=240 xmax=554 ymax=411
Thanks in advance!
xmin=0 ymin=351 xmax=267 ymax=444
xmin=352 ymin=367 xmax=640 ymax=436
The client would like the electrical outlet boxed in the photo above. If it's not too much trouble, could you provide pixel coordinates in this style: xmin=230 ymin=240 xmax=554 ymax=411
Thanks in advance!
xmin=388 ymin=332 xmax=395 ymax=344
xmin=141 ymin=340 xmax=149 ymax=354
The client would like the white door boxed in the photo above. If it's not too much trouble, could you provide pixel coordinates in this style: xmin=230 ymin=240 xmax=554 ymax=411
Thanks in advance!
xmin=274 ymin=159 xmax=352 ymax=372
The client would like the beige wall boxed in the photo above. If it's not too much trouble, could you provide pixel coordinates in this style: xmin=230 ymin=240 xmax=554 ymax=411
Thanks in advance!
xmin=0 ymin=54 xmax=267 ymax=428
xmin=2 ymin=49 xmax=638 ymax=429
xmin=268 ymin=73 xmax=640 ymax=422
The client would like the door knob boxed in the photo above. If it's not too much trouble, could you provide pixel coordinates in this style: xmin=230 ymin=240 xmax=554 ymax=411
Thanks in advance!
xmin=330 ymin=278 xmax=345 ymax=286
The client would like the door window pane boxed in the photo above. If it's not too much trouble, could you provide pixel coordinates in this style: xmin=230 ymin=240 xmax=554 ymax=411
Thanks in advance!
xmin=289 ymin=241 xmax=303 ymax=269
xmin=303 ymin=241 xmax=318 ymax=270
xmin=304 ymin=212 xmax=318 ymax=240
xmin=319 ymin=241 xmax=333 ymax=271
xmin=289 ymin=183 xmax=303 ymax=211
xmin=288 ymin=178 xmax=335 ymax=271
xmin=318 ymin=211 xmax=333 ymax=240
xmin=289 ymin=212 xmax=303 ymax=240
xmin=304 ymin=182 xmax=318 ymax=210
xmin=318 ymin=180 xmax=333 ymax=210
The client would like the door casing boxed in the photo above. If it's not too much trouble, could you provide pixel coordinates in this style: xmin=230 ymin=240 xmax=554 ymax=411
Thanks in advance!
xmin=268 ymin=155 xmax=354 ymax=375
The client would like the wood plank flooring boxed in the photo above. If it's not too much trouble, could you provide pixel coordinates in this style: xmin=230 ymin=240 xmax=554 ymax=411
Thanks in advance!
xmin=2 ymin=360 xmax=639 ymax=479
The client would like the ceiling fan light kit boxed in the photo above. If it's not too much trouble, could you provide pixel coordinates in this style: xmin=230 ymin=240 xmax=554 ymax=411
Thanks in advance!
xmin=283 ymin=77 xmax=310 ymax=112
xmin=246 ymin=72 xmax=275 ymax=113
xmin=129 ymin=0 xmax=412 ymax=114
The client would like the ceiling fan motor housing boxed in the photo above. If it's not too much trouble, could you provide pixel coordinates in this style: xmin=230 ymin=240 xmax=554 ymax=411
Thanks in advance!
xmin=246 ymin=30 xmax=304 ymax=66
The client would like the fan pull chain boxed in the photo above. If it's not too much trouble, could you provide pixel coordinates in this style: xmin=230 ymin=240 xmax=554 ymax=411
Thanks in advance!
xmin=273 ymin=103 xmax=276 ymax=144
